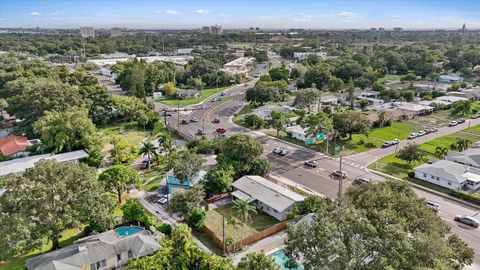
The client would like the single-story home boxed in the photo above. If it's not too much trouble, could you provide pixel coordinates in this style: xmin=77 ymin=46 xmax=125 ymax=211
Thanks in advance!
xmin=439 ymin=75 xmax=463 ymax=83
xmin=435 ymin=95 xmax=469 ymax=103
xmin=356 ymin=96 xmax=385 ymax=106
xmin=357 ymin=91 xmax=380 ymax=99
xmin=0 ymin=135 xmax=32 ymax=158
xmin=232 ymin=175 xmax=304 ymax=221
xmin=286 ymin=125 xmax=307 ymax=141
xmin=176 ymin=89 xmax=201 ymax=99
xmin=252 ymin=105 xmax=295 ymax=121
xmin=25 ymin=227 xmax=161 ymax=270
xmin=320 ymin=95 xmax=338 ymax=105
xmin=418 ymin=100 xmax=453 ymax=108
xmin=0 ymin=150 xmax=89 ymax=176
xmin=446 ymin=148 xmax=480 ymax=169
xmin=395 ymin=103 xmax=434 ymax=115
xmin=166 ymin=170 xmax=207 ymax=194
xmin=414 ymin=160 xmax=480 ymax=190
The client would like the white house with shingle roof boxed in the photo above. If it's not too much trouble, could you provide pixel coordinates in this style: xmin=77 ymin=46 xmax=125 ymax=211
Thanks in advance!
xmin=232 ymin=175 xmax=304 ymax=221
xmin=25 ymin=227 xmax=161 ymax=270
xmin=446 ymin=148 xmax=480 ymax=168
xmin=414 ymin=160 xmax=480 ymax=190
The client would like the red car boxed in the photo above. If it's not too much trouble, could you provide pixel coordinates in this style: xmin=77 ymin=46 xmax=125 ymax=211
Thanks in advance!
xmin=216 ymin=128 xmax=226 ymax=134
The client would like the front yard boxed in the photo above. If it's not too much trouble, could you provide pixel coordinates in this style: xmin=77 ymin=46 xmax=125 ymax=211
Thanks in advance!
xmin=203 ymin=203 xmax=279 ymax=244
xmin=157 ymin=87 xmax=226 ymax=106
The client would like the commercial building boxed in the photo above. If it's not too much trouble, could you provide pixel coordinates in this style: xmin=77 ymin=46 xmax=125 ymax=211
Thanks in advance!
xmin=87 ymin=55 xmax=193 ymax=68
xmin=232 ymin=175 xmax=304 ymax=221
xmin=110 ymin=27 xmax=122 ymax=37
xmin=221 ymin=57 xmax=255 ymax=76
xmin=25 ymin=227 xmax=161 ymax=270
xmin=414 ymin=160 xmax=480 ymax=190
xmin=0 ymin=150 xmax=89 ymax=176
xmin=80 ymin=27 xmax=95 ymax=38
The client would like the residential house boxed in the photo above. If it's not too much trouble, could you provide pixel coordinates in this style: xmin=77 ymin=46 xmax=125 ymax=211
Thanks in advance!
xmin=395 ymin=103 xmax=434 ymax=115
xmin=0 ymin=150 xmax=89 ymax=176
xmin=293 ymin=52 xmax=326 ymax=62
xmin=319 ymin=95 xmax=338 ymax=106
xmin=439 ymin=74 xmax=464 ymax=83
xmin=176 ymin=89 xmax=201 ymax=99
xmin=251 ymin=105 xmax=295 ymax=121
xmin=356 ymin=96 xmax=385 ymax=106
xmin=0 ymin=119 xmax=15 ymax=138
xmin=414 ymin=160 xmax=480 ymax=190
xmin=446 ymin=149 xmax=480 ymax=168
xmin=231 ymin=175 xmax=304 ymax=221
xmin=435 ymin=95 xmax=469 ymax=103
xmin=0 ymin=135 xmax=32 ymax=158
xmin=25 ymin=227 xmax=161 ymax=270
xmin=166 ymin=170 xmax=207 ymax=194
xmin=286 ymin=125 xmax=307 ymax=141
xmin=447 ymin=91 xmax=479 ymax=101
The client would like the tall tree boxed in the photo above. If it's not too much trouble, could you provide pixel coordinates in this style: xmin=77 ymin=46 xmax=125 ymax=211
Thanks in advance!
xmin=285 ymin=180 xmax=474 ymax=270
xmin=237 ymin=252 xmax=280 ymax=270
xmin=456 ymin=138 xmax=472 ymax=152
xmin=158 ymin=130 xmax=175 ymax=168
xmin=169 ymin=185 xmax=205 ymax=218
xmin=140 ymin=141 xmax=157 ymax=170
xmin=204 ymin=164 xmax=235 ymax=195
xmin=435 ymin=146 xmax=449 ymax=159
xmin=98 ymin=165 xmax=140 ymax=203
xmin=0 ymin=160 xmax=113 ymax=258
xmin=110 ymin=136 xmax=139 ymax=165
xmin=452 ymin=100 xmax=472 ymax=116
xmin=292 ymin=88 xmax=320 ymax=114
xmin=332 ymin=110 xmax=370 ymax=139
xmin=347 ymin=77 xmax=355 ymax=108
xmin=268 ymin=110 xmax=286 ymax=137
xmin=396 ymin=143 xmax=425 ymax=164
xmin=268 ymin=66 xmax=290 ymax=82
xmin=233 ymin=199 xmax=257 ymax=243
xmin=327 ymin=76 xmax=344 ymax=92
xmin=301 ymin=112 xmax=334 ymax=138
xmin=33 ymin=108 xmax=98 ymax=153
xmin=172 ymin=149 xmax=205 ymax=182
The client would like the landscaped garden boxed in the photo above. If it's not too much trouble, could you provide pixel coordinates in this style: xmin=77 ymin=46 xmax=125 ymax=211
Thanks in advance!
xmin=157 ymin=87 xmax=226 ymax=106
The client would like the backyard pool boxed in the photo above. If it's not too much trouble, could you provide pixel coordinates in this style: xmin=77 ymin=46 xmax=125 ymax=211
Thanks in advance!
xmin=115 ymin=226 xmax=144 ymax=237
xmin=269 ymin=249 xmax=303 ymax=270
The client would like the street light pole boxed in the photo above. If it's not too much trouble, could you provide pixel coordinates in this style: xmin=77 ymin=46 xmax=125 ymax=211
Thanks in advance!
xmin=338 ymin=155 xmax=343 ymax=198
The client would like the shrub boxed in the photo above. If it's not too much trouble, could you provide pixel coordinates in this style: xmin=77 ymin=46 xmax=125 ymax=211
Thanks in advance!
xmin=357 ymin=139 xmax=365 ymax=145
xmin=365 ymin=141 xmax=376 ymax=148
xmin=407 ymin=171 xmax=415 ymax=178
xmin=449 ymin=190 xmax=480 ymax=205
xmin=156 ymin=223 xmax=172 ymax=235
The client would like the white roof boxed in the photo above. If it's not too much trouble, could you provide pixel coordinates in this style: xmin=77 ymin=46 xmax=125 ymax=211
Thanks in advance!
xmin=286 ymin=125 xmax=306 ymax=136
xmin=415 ymin=160 xmax=480 ymax=184
xmin=232 ymin=175 xmax=304 ymax=212
xmin=435 ymin=96 xmax=469 ymax=102
xmin=0 ymin=150 xmax=89 ymax=176
xmin=462 ymin=172 xmax=480 ymax=183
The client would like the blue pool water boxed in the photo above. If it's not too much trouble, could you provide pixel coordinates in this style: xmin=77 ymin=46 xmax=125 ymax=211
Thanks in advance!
xmin=115 ymin=226 xmax=144 ymax=237
xmin=269 ymin=249 xmax=303 ymax=270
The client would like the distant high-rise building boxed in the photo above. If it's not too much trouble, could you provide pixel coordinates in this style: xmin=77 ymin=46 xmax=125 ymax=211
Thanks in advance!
xmin=110 ymin=27 xmax=122 ymax=37
xmin=393 ymin=27 xmax=403 ymax=32
xmin=80 ymin=27 xmax=95 ymax=38
xmin=201 ymin=26 xmax=210 ymax=33
xmin=370 ymin=27 xmax=377 ymax=31
xmin=210 ymin=25 xmax=223 ymax=35
xmin=378 ymin=27 xmax=386 ymax=31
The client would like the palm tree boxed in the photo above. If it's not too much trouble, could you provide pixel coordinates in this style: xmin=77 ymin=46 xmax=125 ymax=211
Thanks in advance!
xmin=140 ymin=141 xmax=157 ymax=169
xmin=233 ymin=199 xmax=257 ymax=246
xmin=378 ymin=111 xmax=389 ymax=127
xmin=456 ymin=138 xmax=472 ymax=152
xmin=434 ymin=146 xmax=449 ymax=159
xmin=158 ymin=131 xmax=174 ymax=168
xmin=227 ymin=215 xmax=240 ymax=251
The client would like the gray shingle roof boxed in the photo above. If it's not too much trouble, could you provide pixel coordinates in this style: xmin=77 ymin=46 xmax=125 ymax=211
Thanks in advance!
xmin=0 ymin=150 xmax=89 ymax=176
xmin=25 ymin=229 xmax=161 ymax=270
xmin=446 ymin=148 xmax=480 ymax=168
xmin=414 ymin=160 xmax=480 ymax=184
xmin=232 ymin=175 xmax=304 ymax=212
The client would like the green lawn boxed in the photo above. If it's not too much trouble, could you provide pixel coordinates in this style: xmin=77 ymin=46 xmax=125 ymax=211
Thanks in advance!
xmin=158 ymin=87 xmax=226 ymax=106
xmin=0 ymin=228 xmax=84 ymax=270
xmin=204 ymin=204 xmax=279 ymax=243
xmin=98 ymin=122 xmax=147 ymax=146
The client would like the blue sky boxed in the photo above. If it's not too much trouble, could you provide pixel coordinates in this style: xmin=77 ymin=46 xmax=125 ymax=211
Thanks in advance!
xmin=1 ymin=0 xmax=479 ymax=29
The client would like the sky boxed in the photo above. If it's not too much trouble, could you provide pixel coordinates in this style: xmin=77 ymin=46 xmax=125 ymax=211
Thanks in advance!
xmin=1 ymin=0 xmax=480 ymax=29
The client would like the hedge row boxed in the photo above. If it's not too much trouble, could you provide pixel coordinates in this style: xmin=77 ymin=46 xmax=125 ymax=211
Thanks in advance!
xmin=449 ymin=190 xmax=480 ymax=206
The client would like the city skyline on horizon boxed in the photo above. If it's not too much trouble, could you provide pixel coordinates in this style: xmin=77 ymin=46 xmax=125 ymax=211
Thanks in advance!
xmin=1 ymin=0 xmax=480 ymax=30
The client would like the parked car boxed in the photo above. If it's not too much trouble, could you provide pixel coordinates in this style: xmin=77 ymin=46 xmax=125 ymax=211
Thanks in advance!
xmin=304 ymin=160 xmax=318 ymax=167
xmin=471 ymin=114 xmax=480 ymax=119
xmin=382 ymin=141 xmax=393 ymax=148
xmin=448 ymin=120 xmax=458 ymax=127
xmin=408 ymin=133 xmax=418 ymax=139
xmin=200 ymin=105 xmax=206 ymax=109
xmin=391 ymin=138 xmax=400 ymax=144
xmin=331 ymin=170 xmax=347 ymax=179
xmin=158 ymin=194 xmax=173 ymax=204
xmin=181 ymin=119 xmax=189 ymax=124
xmin=426 ymin=127 xmax=438 ymax=133
xmin=140 ymin=160 xmax=150 ymax=169
xmin=213 ymin=118 xmax=220 ymax=123
xmin=417 ymin=130 xmax=426 ymax=136
xmin=190 ymin=117 xmax=198 ymax=122
xmin=454 ymin=215 xmax=479 ymax=228
xmin=216 ymin=128 xmax=226 ymax=134
xmin=197 ymin=129 xmax=206 ymax=135
xmin=353 ymin=177 xmax=370 ymax=185
xmin=457 ymin=118 xmax=466 ymax=124
xmin=273 ymin=147 xmax=287 ymax=156
xmin=426 ymin=201 xmax=439 ymax=212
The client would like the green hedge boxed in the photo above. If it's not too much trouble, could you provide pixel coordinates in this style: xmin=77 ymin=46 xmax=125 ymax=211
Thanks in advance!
xmin=449 ymin=190 xmax=480 ymax=205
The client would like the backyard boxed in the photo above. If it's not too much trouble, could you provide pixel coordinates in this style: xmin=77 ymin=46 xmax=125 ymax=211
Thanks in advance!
xmin=157 ymin=87 xmax=226 ymax=106
xmin=203 ymin=203 xmax=279 ymax=244
xmin=98 ymin=122 xmax=147 ymax=146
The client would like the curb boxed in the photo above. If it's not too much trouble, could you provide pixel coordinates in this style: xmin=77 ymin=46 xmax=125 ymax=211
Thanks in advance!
xmin=370 ymin=169 xmax=480 ymax=210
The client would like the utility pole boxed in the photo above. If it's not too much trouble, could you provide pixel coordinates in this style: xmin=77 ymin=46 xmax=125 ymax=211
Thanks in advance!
xmin=202 ymin=117 xmax=205 ymax=133
xmin=177 ymin=100 xmax=180 ymax=127
xmin=338 ymin=156 xmax=343 ymax=198
xmin=222 ymin=215 xmax=227 ymax=256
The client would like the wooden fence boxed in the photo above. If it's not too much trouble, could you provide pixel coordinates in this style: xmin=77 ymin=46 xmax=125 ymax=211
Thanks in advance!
xmin=201 ymin=221 xmax=287 ymax=252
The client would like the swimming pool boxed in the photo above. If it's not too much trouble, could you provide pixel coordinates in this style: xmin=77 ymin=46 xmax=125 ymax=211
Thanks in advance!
xmin=269 ymin=249 xmax=303 ymax=270
xmin=115 ymin=226 xmax=144 ymax=237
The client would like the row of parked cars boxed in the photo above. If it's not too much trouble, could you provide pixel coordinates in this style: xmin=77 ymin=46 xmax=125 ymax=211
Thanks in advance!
xmin=408 ymin=127 xmax=439 ymax=139
xmin=448 ymin=118 xmax=466 ymax=127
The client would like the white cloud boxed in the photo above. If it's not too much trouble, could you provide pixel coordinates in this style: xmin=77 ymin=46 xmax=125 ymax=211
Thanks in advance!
xmin=337 ymin=11 xmax=355 ymax=17
xmin=29 ymin=11 xmax=41 ymax=16
xmin=165 ymin=10 xmax=179 ymax=15
xmin=194 ymin=9 xmax=210 ymax=14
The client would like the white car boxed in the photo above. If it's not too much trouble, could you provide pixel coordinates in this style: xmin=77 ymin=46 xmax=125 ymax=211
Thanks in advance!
xmin=448 ymin=121 xmax=458 ymax=127
xmin=158 ymin=194 xmax=172 ymax=204
xmin=417 ymin=130 xmax=426 ymax=136
xmin=382 ymin=141 xmax=393 ymax=148
xmin=273 ymin=147 xmax=287 ymax=156
xmin=391 ymin=138 xmax=400 ymax=144
xmin=408 ymin=133 xmax=418 ymax=139
xmin=426 ymin=201 xmax=439 ymax=212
